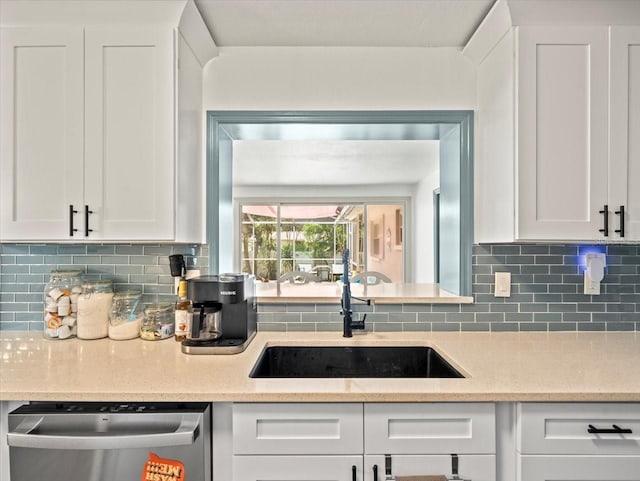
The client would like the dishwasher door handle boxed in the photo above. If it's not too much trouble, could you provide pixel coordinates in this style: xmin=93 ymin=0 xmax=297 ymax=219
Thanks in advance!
xmin=7 ymin=415 xmax=201 ymax=450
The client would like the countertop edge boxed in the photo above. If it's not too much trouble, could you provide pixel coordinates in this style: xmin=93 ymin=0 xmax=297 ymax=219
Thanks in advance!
xmin=3 ymin=392 xmax=640 ymax=402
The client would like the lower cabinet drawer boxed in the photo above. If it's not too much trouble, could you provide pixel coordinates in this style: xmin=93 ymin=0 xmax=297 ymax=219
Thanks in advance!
xmin=519 ymin=455 xmax=640 ymax=480
xmin=364 ymin=454 xmax=496 ymax=481
xmin=519 ymin=403 xmax=640 ymax=455
xmin=233 ymin=403 xmax=363 ymax=455
xmin=232 ymin=455 xmax=363 ymax=481
xmin=364 ymin=403 xmax=496 ymax=454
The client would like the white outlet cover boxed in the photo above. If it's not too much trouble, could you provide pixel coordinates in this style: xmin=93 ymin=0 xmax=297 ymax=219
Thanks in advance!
xmin=494 ymin=272 xmax=511 ymax=297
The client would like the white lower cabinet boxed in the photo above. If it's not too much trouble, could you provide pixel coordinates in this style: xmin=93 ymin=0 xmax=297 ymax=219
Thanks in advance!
xmin=233 ymin=455 xmax=362 ymax=481
xmin=519 ymin=456 xmax=640 ymax=480
xmin=231 ymin=403 xmax=496 ymax=481
xmin=518 ymin=403 xmax=640 ymax=481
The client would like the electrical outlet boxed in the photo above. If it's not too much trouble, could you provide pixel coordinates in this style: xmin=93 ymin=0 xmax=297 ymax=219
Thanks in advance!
xmin=494 ymin=272 xmax=511 ymax=297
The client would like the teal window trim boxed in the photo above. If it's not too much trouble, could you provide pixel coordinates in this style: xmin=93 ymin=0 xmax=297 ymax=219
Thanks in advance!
xmin=206 ymin=110 xmax=473 ymax=296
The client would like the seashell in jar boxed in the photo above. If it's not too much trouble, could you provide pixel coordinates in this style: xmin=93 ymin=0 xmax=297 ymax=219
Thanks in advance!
xmin=45 ymin=327 xmax=59 ymax=338
xmin=71 ymin=286 xmax=82 ymax=294
xmin=57 ymin=296 xmax=71 ymax=316
xmin=62 ymin=316 xmax=76 ymax=327
xmin=45 ymin=302 xmax=58 ymax=313
xmin=47 ymin=316 xmax=61 ymax=329
xmin=70 ymin=293 xmax=79 ymax=304
xmin=57 ymin=325 xmax=72 ymax=339
xmin=48 ymin=288 xmax=64 ymax=300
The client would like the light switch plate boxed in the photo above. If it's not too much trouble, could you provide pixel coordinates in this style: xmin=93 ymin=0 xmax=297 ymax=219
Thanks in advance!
xmin=494 ymin=272 xmax=511 ymax=297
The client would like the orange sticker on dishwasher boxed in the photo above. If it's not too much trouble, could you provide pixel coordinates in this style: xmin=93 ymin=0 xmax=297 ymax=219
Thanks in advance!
xmin=142 ymin=452 xmax=185 ymax=481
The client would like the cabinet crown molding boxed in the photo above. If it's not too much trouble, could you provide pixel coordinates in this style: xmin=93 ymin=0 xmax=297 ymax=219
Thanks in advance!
xmin=464 ymin=0 xmax=640 ymax=65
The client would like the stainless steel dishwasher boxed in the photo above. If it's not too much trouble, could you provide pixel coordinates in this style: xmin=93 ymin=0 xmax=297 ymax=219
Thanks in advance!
xmin=7 ymin=402 xmax=211 ymax=481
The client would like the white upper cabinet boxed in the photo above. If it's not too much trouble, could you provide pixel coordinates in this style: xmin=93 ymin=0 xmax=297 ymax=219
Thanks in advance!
xmin=0 ymin=2 xmax=214 ymax=242
xmin=468 ymin=0 xmax=640 ymax=243
xmin=0 ymin=28 xmax=84 ymax=240
xmin=1 ymin=27 xmax=176 ymax=241
xmin=84 ymin=27 xmax=175 ymax=240
xmin=517 ymin=26 xmax=609 ymax=241
xmin=610 ymin=27 xmax=640 ymax=241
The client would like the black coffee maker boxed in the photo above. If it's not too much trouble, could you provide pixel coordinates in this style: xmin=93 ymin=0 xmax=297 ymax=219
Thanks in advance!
xmin=181 ymin=274 xmax=257 ymax=355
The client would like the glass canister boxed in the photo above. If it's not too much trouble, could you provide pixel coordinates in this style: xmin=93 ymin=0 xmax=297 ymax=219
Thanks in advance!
xmin=43 ymin=269 xmax=82 ymax=340
xmin=108 ymin=291 xmax=143 ymax=340
xmin=141 ymin=303 xmax=175 ymax=340
xmin=76 ymin=280 xmax=114 ymax=340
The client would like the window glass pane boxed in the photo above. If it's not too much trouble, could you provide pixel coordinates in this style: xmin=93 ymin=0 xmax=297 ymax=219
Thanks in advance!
xmin=241 ymin=205 xmax=277 ymax=281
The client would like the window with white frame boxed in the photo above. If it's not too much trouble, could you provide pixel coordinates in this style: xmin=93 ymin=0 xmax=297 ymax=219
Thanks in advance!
xmin=239 ymin=202 xmax=405 ymax=283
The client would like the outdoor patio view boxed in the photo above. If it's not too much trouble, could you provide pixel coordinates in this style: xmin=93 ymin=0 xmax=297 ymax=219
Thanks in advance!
xmin=240 ymin=204 xmax=404 ymax=284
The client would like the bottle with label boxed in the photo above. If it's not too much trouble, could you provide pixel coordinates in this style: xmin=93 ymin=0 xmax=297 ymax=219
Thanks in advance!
xmin=174 ymin=278 xmax=192 ymax=341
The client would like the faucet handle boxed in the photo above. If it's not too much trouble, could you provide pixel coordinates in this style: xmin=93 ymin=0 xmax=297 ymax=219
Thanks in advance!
xmin=351 ymin=313 xmax=366 ymax=331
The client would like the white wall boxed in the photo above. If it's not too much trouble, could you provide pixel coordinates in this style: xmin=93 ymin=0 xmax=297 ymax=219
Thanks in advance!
xmin=203 ymin=47 xmax=476 ymax=110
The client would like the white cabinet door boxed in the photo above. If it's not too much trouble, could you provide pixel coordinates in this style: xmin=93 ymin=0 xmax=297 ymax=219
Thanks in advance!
xmin=518 ymin=403 xmax=640 ymax=456
xmin=519 ymin=455 xmax=640 ymax=481
xmin=610 ymin=26 xmax=640 ymax=241
xmin=517 ymin=26 xmax=609 ymax=241
xmin=233 ymin=403 xmax=363 ymax=455
xmin=233 ymin=455 xmax=363 ymax=481
xmin=84 ymin=27 xmax=174 ymax=240
xmin=364 ymin=403 xmax=496 ymax=455
xmin=364 ymin=455 xmax=495 ymax=481
xmin=0 ymin=28 xmax=84 ymax=240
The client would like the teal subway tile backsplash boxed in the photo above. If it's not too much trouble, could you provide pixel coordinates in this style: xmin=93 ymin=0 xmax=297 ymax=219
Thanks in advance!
xmin=0 ymin=243 xmax=208 ymax=331
xmin=0 ymin=243 xmax=639 ymax=332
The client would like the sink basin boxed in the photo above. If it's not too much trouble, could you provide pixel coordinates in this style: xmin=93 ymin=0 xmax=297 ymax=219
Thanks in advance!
xmin=249 ymin=345 xmax=464 ymax=378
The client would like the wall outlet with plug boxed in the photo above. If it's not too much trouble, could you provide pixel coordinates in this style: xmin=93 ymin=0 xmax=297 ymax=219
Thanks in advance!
xmin=584 ymin=253 xmax=606 ymax=295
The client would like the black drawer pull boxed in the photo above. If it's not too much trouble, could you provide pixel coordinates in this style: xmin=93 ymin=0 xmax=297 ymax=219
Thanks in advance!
xmin=615 ymin=205 xmax=625 ymax=238
xmin=69 ymin=205 xmax=78 ymax=237
xmin=599 ymin=205 xmax=609 ymax=236
xmin=588 ymin=424 xmax=632 ymax=434
xmin=352 ymin=465 xmax=356 ymax=481
xmin=84 ymin=205 xmax=93 ymax=237
xmin=373 ymin=464 xmax=378 ymax=481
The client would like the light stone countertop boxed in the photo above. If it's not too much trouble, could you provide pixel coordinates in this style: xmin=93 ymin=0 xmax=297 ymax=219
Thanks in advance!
xmin=256 ymin=282 xmax=474 ymax=304
xmin=1 ymin=331 xmax=639 ymax=402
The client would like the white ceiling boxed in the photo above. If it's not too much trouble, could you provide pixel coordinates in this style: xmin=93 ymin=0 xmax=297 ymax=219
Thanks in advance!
xmin=232 ymin=140 xmax=439 ymax=186
xmin=194 ymin=0 xmax=495 ymax=47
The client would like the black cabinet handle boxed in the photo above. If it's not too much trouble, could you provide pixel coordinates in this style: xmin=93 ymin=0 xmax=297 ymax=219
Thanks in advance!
xmin=84 ymin=205 xmax=93 ymax=237
xmin=599 ymin=205 xmax=609 ymax=236
xmin=69 ymin=205 xmax=78 ymax=237
xmin=352 ymin=465 xmax=356 ymax=481
xmin=588 ymin=424 xmax=633 ymax=434
xmin=615 ymin=205 xmax=625 ymax=238
xmin=373 ymin=464 xmax=378 ymax=481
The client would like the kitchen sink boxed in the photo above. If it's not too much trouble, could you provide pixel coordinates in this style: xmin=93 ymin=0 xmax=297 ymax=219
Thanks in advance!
xmin=249 ymin=345 xmax=464 ymax=378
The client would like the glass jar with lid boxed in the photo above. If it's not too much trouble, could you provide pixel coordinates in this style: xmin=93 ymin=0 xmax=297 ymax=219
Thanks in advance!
xmin=108 ymin=291 xmax=143 ymax=340
xmin=43 ymin=269 xmax=82 ymax=340
xmin=141 ymin=303 xmax=175 ymax=340
xmin=76 ymin=279 xmax=114 ymax=340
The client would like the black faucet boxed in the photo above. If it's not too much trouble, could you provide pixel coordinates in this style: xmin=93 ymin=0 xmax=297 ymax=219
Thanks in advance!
xmin=341 ymin=249 xmax=371 ymax=337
